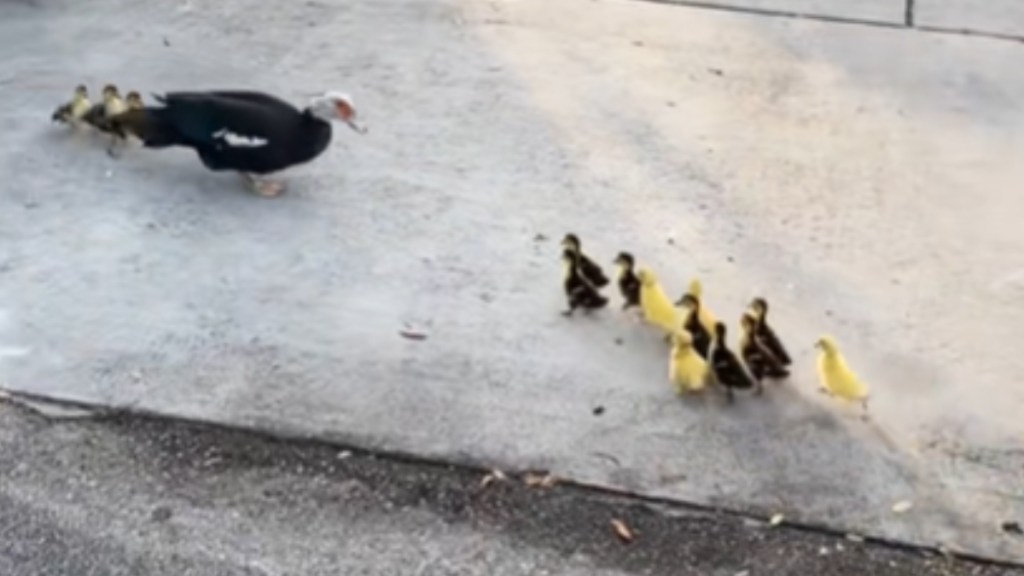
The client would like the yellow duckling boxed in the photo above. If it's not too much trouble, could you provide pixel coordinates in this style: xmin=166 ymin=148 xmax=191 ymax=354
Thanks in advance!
xmin=82 ymin=84 xmax=127 ymax=132
xmin=815 ymin=335 xmax=870 ymax=413
xmin=103 ymin=90 xmax=144 ymax=157
xmin=676 ymin=278 xmax=717 ymax=335
xmin=636 ymin=267 xmax=682 ymax=338
xmin=669 ymin=330 xmax=709 ymax=395
xmin=51 ymin=84 xmax=92 ymax=128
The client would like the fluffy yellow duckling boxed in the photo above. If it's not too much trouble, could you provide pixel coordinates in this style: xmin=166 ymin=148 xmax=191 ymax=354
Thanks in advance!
xmin=82 ymin=84 xmax=127 ymax=132
xmin=51 ymin=84 xmax=91 ymax=128
xmin=815 ymin=335 xmax=869 ymax=412
xmin=669 ymin=329 xmax=709 ymax=395
xmin=102 ymin=90 xmax=144 ymax=157
xmin=636 ymin=267 xmax=682 ymax=338
xmin=676 ymin=278 xmax=717 ymax=335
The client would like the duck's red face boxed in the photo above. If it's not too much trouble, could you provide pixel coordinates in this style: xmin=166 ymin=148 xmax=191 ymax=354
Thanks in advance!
xmin=328 ymin=94 xmax=366 ymax=133
xmin=335 ymin=98 xmax=354 ymax=121
xmin=310 ymin=91 xmax=366 ymax=133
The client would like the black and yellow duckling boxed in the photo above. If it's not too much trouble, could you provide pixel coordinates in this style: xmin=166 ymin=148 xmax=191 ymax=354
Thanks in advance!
xmin=739 ymin=312 xmax=789 ymax=383
xmin=51 ymin=85 xmax=91 ymax=128
xmin=612 ymin=252 xmax=641 ymax=311
xmin=561 ymin=249 xmax=609 ymax=316
xmin=562 ymin=233 xmax=609 ymax=289
xmin=81 ymin=84 xmax=128 ymax=134
xmin=677 ymin=293 xmax=711 ymax=358
xmin=747 ymin=297 xmax=792 ymax=366
xmin=707 ymin=321 xmax=760 ymax=402
xmin=100 ymin=90 xmax=144 ymax=157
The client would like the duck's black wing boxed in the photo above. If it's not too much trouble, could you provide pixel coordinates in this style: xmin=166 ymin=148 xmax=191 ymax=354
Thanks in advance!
xmin=711 ymin=348 xmax=757 ymax=390
xmin=757 ymin=321 xmax=792 ymax=365
xmin=684 ymin=315 xmax=711 ymax=358
xmin=618 ymin=272 xmax=641 ymax=308
xmin=741 ymin=335 xmax=789 ymax=380
xmin=155 ymin=91 xmax=300 ymax=144
xmin=578 ymin=254 xmax=609 ymax=288
xmin=152 ymin=91 xmax=307 ymax=172
xmin=162 ymin=90 xmax=300 ymax=111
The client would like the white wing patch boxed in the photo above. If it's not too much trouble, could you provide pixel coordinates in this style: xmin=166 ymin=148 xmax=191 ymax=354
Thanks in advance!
xmin=212 ymin=128 xmax=269 ymax=148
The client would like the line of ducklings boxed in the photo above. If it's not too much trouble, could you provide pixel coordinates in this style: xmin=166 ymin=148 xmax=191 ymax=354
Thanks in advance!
xmin=50 ymin=83 xmax=144 ymax=157
xmin=560 ymin=233 xmax=870 ymax=413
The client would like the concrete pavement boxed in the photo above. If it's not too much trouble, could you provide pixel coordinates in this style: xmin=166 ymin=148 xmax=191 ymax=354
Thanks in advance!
xmin=1 ymin=402 xmax=1018 ymax=575
xmin=2 ymin=0 xmax=1023 ymax=564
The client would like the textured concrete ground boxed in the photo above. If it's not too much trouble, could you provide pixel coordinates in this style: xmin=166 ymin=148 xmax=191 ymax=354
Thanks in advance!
xmin=2 ymin=401 xmax=1020 ymax=576
xmin=2 ymin=0 xmax=1024 ymax=565
xmin=916 ymin=0 xmax=1024 ymax=37
xmin=644 ymin=0 xmax=905 ymax=23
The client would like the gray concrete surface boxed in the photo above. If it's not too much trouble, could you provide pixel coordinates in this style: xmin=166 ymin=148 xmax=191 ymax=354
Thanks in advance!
xmin=917 ymin=0 xmax=1024 ymax=37
xmin=642 ymin=0 xmax=905 ymax=23
xmin=1 ymin=402 xmax=1018 ymax=576
xmin=3 ymin=0 xmax=1024 ymax=564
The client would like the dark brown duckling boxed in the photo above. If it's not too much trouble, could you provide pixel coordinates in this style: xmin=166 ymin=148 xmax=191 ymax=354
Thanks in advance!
xmin=612 ymin=251 xmax=641 ymax=311
xmin=561 ymin=249 xmax=608 ymax=316
xmin=739 ymin=312 xmax=789 ymax=383
xmin=562 ymin=233 xmax=609 ymax=289
xmin=678 ymin=293 xmax=711 ymax=358
xmin=707 ymin=321 xmax=760 ymax=402
xmin=748 ymin=297 xmax=792 ymax=366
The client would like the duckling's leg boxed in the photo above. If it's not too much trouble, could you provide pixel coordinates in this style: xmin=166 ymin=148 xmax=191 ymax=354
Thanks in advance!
xmin=106 ymin=134 xmax=124 ymax=158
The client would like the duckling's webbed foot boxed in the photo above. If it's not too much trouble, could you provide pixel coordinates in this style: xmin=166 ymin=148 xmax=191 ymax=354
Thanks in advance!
xmin=106 ymin=137 xmax=123 ymax=159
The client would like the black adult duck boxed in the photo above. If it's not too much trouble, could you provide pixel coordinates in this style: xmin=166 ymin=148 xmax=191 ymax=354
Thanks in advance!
xmin=104 ymin=89 xmax=366 ymax=196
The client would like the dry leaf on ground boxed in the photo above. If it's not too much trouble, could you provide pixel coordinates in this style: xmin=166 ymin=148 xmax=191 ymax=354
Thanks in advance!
xmin=611 ymin=519 xmax=634 ymax=543
xmin=480 ymin=469 xmax=507 ymax=488
xmin=891 ymin=500 xmax=913 ymax=514
xmin=523 ymin=472 xmax=557 ymax=488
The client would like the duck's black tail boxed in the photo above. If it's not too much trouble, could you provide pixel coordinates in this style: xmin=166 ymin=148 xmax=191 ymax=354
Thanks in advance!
xmin=100 ymin=106 xmax=184 ymax=148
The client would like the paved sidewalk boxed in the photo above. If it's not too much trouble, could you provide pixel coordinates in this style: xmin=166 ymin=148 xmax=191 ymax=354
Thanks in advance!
xmin=2 ymin=0 xmax=1023 ymax=564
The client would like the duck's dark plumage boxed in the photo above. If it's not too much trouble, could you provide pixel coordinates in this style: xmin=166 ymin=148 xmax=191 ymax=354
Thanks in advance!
xmin=750 ymin=298 xmax=792 ymax=366
xmin=562 ymin=250 xmax=608 ymax=316
xmin=680 ymin=296 xmax=711 ymax=358
xmin=109 ymin=90 xmax=333 ymax=175
xmin=614 ymin=252 xmax=641 ymax=310
xmin=562 ymin=234 xmax=609 ymax=289
xmin=708 ymin=322 xmax=759 ymax=402
xmin=740 ymin=314 xmax=789 ymax=382
xmin=578 ymin=253 xmax=609 ymax=288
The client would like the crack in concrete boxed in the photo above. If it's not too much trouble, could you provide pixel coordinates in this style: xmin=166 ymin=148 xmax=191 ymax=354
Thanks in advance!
xmin=3 ymin=386 xmax=1024 ymax=570
xmin=634 ymin=0 xmax=1024 ymax=44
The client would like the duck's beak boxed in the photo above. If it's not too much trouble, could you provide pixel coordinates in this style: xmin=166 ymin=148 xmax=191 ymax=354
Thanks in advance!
xmin=345 ymin=117 xmax=368 ymax=134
